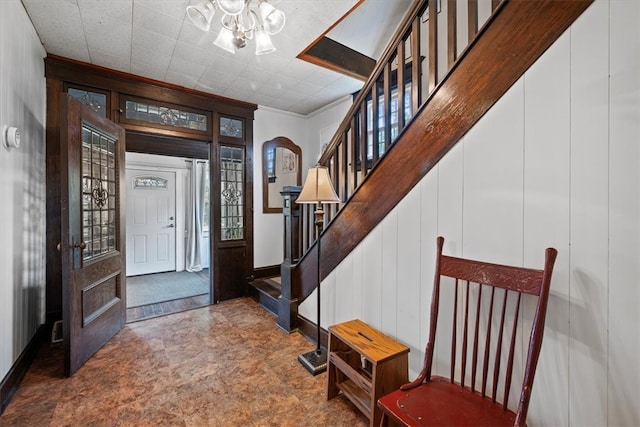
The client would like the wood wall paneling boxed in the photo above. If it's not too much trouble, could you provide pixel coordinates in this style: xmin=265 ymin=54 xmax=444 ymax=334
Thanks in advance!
xmin=417 ymin=169 xmax=439 ymax=376
xmin=395 ymin=189 xmax=423 ymax=370
xmin=462 ymin=80 xmax=524 ymax=265
xmin=522 ymin=30 xmax=571 ymax=427
xmin=350 ymin=243 xmax=364 ymax=322
xmin=380 ymin=210 xmax=399 ymax=337
xmin=607 ymin=1 xmax=640 ymax=424
xmin=568 ymin=2 xmax=610 ymax=424
xmin=360 ymin=226 xmax=384 ymax=331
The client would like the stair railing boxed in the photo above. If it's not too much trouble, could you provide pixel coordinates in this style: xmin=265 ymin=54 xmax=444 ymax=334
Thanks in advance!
xmin=296 ymin=0 xmax=503 ymax=258
xmin=279 ymin=0 xmax=504 ymax=332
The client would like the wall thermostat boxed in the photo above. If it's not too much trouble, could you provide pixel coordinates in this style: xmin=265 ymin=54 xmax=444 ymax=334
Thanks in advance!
xmin=2 ymin=126 xmax=21 ymax=149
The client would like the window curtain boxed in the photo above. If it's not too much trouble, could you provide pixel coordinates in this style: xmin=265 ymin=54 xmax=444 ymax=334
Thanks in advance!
xmin=186 ymin=160 xmax=206 ymax=272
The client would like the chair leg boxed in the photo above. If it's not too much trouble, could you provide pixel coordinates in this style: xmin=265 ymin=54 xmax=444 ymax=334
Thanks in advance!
xmin=379 ymin=412 xmax=388 ymax=427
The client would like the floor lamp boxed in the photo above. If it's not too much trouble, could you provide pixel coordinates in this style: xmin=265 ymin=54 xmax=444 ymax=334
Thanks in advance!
xmin=296 ymin=166 xmax=340 ymax=375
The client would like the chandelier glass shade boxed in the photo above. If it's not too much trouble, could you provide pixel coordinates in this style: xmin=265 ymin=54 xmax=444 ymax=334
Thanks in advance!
xmin=186 ymin=0 xmax=285 ymax=55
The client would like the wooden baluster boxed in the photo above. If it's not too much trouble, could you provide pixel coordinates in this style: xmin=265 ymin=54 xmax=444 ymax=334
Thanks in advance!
xmin=448 ymin=0 xmax=457 ymax=68
xmin=359 ymin=97 xmax=368 ymax=183
xmin=428 ymin=0 xmax=438 ymax=93
xmin=397 ymin=38 xmax=406 ymax=131
xmin=351 ymin=112 xmax=359 ymax=191
xmin=468 ymin=0 xmax=478 ymax=43
xmin=382 ymin=61 xmax=391 ymax=155
xmin=411 ymin=16 xmax=421 ymax=113
xmin=370 ymin=84 xmax=378 ymax=174
xmin=342 ymin=128 xmax=349 ymax=199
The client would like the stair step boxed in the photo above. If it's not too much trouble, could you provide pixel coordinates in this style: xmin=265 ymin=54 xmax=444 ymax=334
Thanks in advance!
xmin=249 ymin=277 xmax=280 ymax=316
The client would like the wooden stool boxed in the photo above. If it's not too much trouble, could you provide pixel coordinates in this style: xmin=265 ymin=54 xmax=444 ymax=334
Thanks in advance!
xmin=327 ymin=319 xmax=409 ymax=427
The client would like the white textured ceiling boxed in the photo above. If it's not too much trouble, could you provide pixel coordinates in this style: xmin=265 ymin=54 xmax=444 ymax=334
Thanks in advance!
xmin=21 ymin=0 xmax=412 ymax=115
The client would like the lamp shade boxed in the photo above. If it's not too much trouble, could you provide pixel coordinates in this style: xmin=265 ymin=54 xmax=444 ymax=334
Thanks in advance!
xmin=218 ymin=0 xmax=244 ymax=15
xmin=259 ymin=1 xmax=286 ymax=35
xmin=186 ymin=0 xmax=216 ymax=31
xmin=297 ymin=166 xmax=340 ymax=204
xmin=214 ymin=26 xmax=236 ymax=53
xmin=254 ymin=28 xmax=275 ymax=55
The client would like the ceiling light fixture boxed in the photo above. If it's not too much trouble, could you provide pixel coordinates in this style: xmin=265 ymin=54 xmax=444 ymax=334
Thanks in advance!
xmin=186 ymin=0 xmax=285 ymax=55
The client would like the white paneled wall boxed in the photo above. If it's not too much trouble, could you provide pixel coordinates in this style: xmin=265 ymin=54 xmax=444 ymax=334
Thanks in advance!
xmin=301 ymin=1 xmax=640 ymax=425
xmin=0 ymin=1 xmax=46 ymax=383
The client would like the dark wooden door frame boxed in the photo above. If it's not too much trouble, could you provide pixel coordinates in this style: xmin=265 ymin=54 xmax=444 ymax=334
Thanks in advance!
xmin=45 ymin=56 xmax=257 ymax=326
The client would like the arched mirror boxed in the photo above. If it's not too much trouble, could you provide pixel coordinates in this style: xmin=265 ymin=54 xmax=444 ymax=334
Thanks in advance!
xmin=262 ymin=137 xmax=302 ymax=213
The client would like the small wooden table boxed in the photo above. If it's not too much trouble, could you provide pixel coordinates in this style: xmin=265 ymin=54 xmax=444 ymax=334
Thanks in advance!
xmin=327 ymin=319 xmax=409 ymax=427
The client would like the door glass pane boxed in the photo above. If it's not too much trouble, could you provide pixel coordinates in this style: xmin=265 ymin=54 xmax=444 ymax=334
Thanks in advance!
xmin=68 ymin=88 xmax=107 ymax=117
xmin=82 ymin=123 xmax=118 ymax=260
xmin=220 ymin=146 xmax=244 ymax=241
xmin=220 ymin=117 xmax=243 ymax=138
xmin=123 ymin=99 xmax=207 ymax=131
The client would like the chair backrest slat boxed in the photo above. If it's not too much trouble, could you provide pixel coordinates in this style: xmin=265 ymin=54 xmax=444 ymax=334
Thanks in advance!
xmin=427 ymin=236 xmax=557 ymax=424
xmin=450 ymin=279 xmax=459 ymax=382
xmin=460 ymin=281 xmax=471 ymax=388
xmin=503 ymin=292 xmax=522 ymax=410
xmin=492 ymin=288 xmax=509 ymax=403
xmin=481 ymin=286 xmax=496 ymax=397
xmin=471 ymin=284 xmax=483 ymax=392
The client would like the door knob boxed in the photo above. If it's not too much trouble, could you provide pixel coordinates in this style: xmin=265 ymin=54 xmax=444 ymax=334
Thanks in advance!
xmin=168 ymin=224 xmax=175 ymax=228
xmin=74 ymin=241 xmax=86 ymax=249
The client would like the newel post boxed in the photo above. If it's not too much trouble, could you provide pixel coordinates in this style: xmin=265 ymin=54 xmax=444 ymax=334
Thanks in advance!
xmin=277 ymin=185 xmax=302 ymax=332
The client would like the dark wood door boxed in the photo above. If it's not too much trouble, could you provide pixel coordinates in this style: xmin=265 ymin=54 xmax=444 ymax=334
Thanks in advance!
xmin=60 ymin=94 xmax=126 ymax=376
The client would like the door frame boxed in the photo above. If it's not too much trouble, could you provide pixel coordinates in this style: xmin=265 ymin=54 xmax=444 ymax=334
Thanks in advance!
xmin=45 ymin=57 xmax=256 ymax=328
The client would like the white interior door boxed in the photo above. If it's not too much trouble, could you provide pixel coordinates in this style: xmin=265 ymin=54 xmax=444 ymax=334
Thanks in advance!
xmin=126 ymin=169 xmax=176 ymax=276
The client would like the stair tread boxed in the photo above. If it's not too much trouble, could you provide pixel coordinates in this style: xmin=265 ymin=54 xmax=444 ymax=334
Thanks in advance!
xmin=250 ymin=277 xmax=281 ymax=298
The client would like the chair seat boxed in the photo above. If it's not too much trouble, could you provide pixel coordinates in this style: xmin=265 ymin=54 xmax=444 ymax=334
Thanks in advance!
xmin=377 ymin=376 xmax=519 ymax=426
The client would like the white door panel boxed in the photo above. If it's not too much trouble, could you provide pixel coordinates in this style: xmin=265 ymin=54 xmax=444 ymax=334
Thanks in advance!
xmin=126 ymin=169 xmax=176 ymax=276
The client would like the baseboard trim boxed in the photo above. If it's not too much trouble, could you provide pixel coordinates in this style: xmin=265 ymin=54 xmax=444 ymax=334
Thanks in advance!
xmin=296 ymin=314 xmax=328 ymax=350
xmin=253 ymin=265 xmax=280 ymax=280
xmin=0 ymin=324 xmax=46 ymax=415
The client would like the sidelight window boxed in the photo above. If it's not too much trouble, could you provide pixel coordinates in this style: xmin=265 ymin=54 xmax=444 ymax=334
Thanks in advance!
xmin=220 ymin=146 xmax=244 ymax=241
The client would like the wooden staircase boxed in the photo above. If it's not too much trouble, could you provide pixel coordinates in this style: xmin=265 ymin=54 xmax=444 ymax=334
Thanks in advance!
xmin=249 ymin=276 xmax=281 ymax=316
xmin=267 ymin=0 xmax=594 ymax=336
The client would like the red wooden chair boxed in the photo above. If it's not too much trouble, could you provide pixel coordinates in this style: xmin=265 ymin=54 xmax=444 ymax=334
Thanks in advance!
xmin=377 ymin=236 xmax=557 ymax=427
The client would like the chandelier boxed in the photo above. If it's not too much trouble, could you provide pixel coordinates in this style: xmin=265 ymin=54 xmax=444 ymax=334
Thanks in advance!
xmin=186 ymin=0 xmax=286 ymax=55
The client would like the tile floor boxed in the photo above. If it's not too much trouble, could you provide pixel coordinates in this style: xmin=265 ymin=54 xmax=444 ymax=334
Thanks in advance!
xmin=0 ymin=298 xmax=367 ymax=427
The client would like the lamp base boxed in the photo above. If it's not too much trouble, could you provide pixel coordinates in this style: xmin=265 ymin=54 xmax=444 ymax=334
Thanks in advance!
xmin=298 ymin=349 xmax=327 ymax=376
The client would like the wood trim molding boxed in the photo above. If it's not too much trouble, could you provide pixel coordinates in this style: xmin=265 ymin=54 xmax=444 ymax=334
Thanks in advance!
xmin=298 ymin=37 xmax=376 ymax=82
xmin=296 ymin=314 xmax=329 ymax=351
xmin=0 ymin=325 xmax=47 ymax=415
xmin=253 ymin=265 xmax=281 ymax=280
xmin=45 ymin=55 xmax=257 ymax=117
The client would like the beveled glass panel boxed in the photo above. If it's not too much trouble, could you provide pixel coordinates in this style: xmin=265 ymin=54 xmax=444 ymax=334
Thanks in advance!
xmin=133 ymin=176 xmax=168 ymax=189
xmin=220 ymin=116 xmax=243 ymax=138
xmin=68 ymin=88 xmax=107 ymax=116
xmin=123 ymin=98 xmax=207 ymax=132
xmin=220 ymin=146 xmax=244 ymax=241
xmin=81 ymin=123 xmax=118 ymax=261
